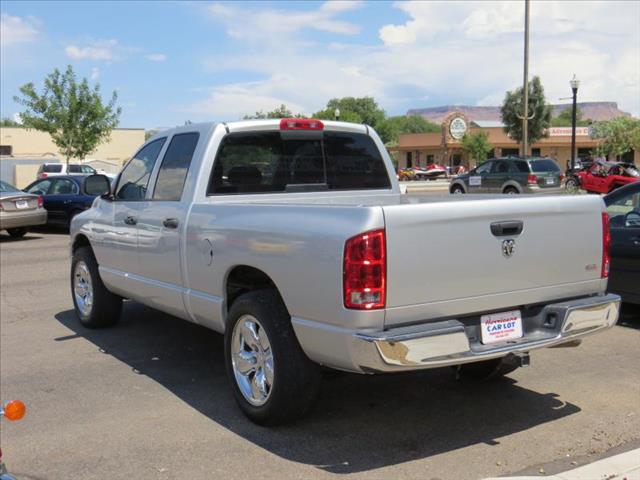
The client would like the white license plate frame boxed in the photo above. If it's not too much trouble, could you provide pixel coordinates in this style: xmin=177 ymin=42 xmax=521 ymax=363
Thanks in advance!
xmin=480 ymin=310 xmax=523 ymax=344
xmin=15 ymin=199 xmax=29 ymax=209
xmin=545 ymin=177 xmax=554 ymax=185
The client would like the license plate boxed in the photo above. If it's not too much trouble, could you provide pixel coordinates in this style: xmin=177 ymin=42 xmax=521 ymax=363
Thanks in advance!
xmin=545 ymin=177 xmax=554 ymax=185
xmin=15 ymin=199 xmax=29 ymax=209
xmin=480 ymin=310 xmax=523 ymax=344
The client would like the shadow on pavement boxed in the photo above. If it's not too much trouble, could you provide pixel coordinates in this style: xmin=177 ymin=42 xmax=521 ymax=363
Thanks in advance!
xmin=0 ymin=233 xmax=45 ymax=243
xmin=618 ymin=303 xmax=640 ymax=330
xmin=55 ymin=303 xmax=580 ymax=474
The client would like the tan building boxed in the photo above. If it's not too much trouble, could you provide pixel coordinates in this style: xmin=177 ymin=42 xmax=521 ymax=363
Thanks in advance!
xmin=0 ymin=127 xmax=145 ymax=187
xmin=0 ymin=127 xmax=144 ymax=162
xmin=392 ymin=111 xmax=638 ymax=171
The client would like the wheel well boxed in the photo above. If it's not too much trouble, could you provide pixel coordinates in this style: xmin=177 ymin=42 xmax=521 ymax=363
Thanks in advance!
xmin=225 ymin=266 xmax=279 ymax=311
xmin=450 ymin=183 xmax=465 ymax=193
xmin=72 ymin=234 xmax=91 ymax=254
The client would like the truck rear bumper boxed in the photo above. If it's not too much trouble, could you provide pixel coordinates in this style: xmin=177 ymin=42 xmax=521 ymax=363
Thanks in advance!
xmin=292 ymin=294 xmax=620 ymax=373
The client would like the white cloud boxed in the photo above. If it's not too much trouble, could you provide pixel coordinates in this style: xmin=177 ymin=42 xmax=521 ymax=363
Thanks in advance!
xmin=207 ymin=1 xmax=363 ymax=40
xmin=0 ymin=13 xmax=39 ymax=46
xmin=65 ymin=39 xmax=119 ymax=61
xmin=187 ymin=0 xmax=639 ymax=120
xmin=90 ymin=67 xmax=100 ymax=80
xmin=146 ymin=53 xmax=167 ymax=62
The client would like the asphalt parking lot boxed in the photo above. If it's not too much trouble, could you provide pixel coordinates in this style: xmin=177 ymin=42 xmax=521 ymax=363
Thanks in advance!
xmin=1 ymin=230 xmax=639 ymax=480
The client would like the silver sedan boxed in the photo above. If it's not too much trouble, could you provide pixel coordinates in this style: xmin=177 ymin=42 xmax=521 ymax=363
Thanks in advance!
xmin=0 ymin=180 xmax=47 ymax=238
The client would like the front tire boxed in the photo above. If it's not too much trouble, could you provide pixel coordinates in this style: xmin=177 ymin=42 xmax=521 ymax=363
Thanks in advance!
xmin=224 ymin=290 xmax=321 ymax=425
xmin=565 ymin=178 xmax=579 ymax=192
xmin=71 ymin=246 xmax=122 ymax=328
xmin=450 ymin=185 xmax=465 ymax=194
xmin=7 ymin=227 xmax=28 ymax=238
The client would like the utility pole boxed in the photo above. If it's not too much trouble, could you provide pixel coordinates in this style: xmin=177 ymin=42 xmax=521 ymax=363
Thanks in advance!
xmin=517 ymin=0 xmax=534 ymax=157
xmin=570 ymin=75 xmax=580 ymax=171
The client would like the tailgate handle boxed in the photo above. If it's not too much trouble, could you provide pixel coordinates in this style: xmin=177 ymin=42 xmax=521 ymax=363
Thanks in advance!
xmin=491 ymin=221 xmax=523 ymax=237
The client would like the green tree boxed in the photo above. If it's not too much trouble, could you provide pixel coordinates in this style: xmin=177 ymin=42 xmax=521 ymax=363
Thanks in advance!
xmin=0 ymin=117 xmax=22 ymax=127
xmin=313 ymin=96 xmax=385 ymax=128
xmin=550 ymin=107 xmax=591 ymax=127
xmin=376 ymin=115 xmax=440 ymax=145
xmin=500 ymin=76 xmax=552 ymax=147
xmin=314 ymin=108 xmax=362 ymax=123
xmin=461 ymin=131 xmax=493 ymax=166
xmin=243 ymin=104 xmax=304 ymax=119
xmin=591 ymin=117 xmax=640 ymax=159
xmin=14 ymin=65 xmax=121 ymax=165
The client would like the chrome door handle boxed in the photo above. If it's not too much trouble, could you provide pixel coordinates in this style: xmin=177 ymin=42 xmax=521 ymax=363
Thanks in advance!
xmin=124 ymin=216 xmax=137 ymax=226
xmin=163 ymin=218 xmax=179 ymax=229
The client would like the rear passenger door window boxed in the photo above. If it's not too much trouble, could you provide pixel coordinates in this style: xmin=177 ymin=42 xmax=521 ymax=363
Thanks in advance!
xmin=152 ymin=133 xmax=199 ymax=201
xmin=50 ymin=178 xmax=79 ymax=195
xmin=115 ymin=138 xmax=166 ymax=201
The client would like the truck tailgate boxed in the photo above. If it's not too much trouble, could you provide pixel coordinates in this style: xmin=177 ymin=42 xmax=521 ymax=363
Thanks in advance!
xmin=383 ymin=195 xmax=607 ymax=326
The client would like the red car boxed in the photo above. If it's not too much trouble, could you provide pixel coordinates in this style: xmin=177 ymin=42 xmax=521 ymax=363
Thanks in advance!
xmin=567 ymin=161 xmax=639 ymax=194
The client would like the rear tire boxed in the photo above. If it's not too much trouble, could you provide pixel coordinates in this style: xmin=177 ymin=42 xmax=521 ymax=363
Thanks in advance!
xmin=457 ymin=358 xmax=519 ymax=380
xmin=503 ymin=186 xmax=519 ymax=195
xmin=450 ymin=185 xmax=465 ymax=194
xmin=71 ymin=246 xmax=122 ymax=328
xmin=225 ymin=290 xmax=321 ymax=425
xmin=7 ymin=228 xmax=28 ymax=238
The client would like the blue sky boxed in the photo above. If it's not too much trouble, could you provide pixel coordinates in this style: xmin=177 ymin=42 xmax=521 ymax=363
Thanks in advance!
xmin=1 ymin=1 xmax=639 ymax=129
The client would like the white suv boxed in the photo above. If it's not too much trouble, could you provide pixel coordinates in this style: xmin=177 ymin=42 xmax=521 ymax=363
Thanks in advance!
xmin=37 ymin=163 xmax=97 ymax=179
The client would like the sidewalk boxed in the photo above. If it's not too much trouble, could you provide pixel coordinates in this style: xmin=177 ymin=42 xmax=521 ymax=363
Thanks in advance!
xmin=484 ymin=448 xmax=640 ymax=480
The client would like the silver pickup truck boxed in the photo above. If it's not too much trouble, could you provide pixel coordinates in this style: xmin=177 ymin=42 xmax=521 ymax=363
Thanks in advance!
xmin=70 ymin=118 xmax=620 ymax=425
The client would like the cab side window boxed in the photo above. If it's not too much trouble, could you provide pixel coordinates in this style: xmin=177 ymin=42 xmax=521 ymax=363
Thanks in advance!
xmin=26 ymin=179 xmax=52 ymax=195
xmin=475 ymin=162 xmax=493 ymax=175
xmin=115 ymin=138 xmax=166 ymax=201
xmin=152 ymin=133 xmax=199 ymax=201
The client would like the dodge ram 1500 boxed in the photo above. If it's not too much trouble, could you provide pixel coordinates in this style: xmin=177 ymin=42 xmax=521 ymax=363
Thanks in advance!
xmin=70 ymin=118 xmax=620 ymax=424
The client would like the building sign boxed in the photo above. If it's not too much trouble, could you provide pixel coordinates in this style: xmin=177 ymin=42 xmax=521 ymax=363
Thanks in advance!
xmin=548 ymin=127 xmax=590 ymax=137
xmin=449 ymin=117 xmax=468 ymax=140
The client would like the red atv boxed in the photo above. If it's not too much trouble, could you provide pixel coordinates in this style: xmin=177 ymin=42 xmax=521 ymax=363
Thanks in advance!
xmin=566 ymin=161 xmax=639 ymax=194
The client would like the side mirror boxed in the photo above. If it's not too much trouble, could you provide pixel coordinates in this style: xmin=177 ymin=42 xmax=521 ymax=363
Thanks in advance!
xmin=85 ymin=174 xmax=112 ymax=197
xmin=625 ymin=211 xmax=640 ymax=228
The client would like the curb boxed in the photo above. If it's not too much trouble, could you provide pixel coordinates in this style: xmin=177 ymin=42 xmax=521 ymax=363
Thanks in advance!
xmin=483 ymin=448 xmax=640 ymax=480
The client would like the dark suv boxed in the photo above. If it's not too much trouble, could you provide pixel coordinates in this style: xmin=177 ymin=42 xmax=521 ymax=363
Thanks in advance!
xmin=449 ymin=157 xmax=563 ymax=194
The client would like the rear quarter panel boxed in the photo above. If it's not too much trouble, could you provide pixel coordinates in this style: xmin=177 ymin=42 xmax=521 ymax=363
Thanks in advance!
xmin=183 ymin=201 xmax=386 ymax=333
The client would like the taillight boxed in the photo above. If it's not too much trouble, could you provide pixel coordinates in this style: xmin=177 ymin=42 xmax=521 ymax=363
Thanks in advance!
xmin=560 ymin=173 xmax=565 ymax=182
xmin=601 ymin=212 xmax=610 ymax=278
xmin=37 ymin=196 xmax=44 ymax=208
xmin=279 ymin=118 xmax=324 ymax=131
xmin=343 ymin=229 xmax=386 ymax=310
xmin=40 ymin=173 xmax=48 ymax=178
xmin=527 ymin=174 xmax=538 ymax=185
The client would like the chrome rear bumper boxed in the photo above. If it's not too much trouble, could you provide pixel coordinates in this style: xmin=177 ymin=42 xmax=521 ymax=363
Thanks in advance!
xmin=353 ymin=294 xmax=620 ymax=372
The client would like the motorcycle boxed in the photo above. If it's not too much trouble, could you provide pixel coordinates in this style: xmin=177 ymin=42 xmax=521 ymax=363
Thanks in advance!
xmin=1 ymin=400 xmax=26 ymax=480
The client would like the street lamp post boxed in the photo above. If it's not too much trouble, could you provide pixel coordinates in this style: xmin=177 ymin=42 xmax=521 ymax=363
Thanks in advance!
xmin=334 ymin=108 xmax=340 ymax=121
xmin=570 ymin=75 xmax=580 ymax=171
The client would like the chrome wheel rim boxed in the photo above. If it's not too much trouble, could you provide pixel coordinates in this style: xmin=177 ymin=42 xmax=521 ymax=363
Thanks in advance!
xmin=231 ymin=315 xmax=274 ymax=406
xmin=73 ymin=261 xmax=93 ymax=317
